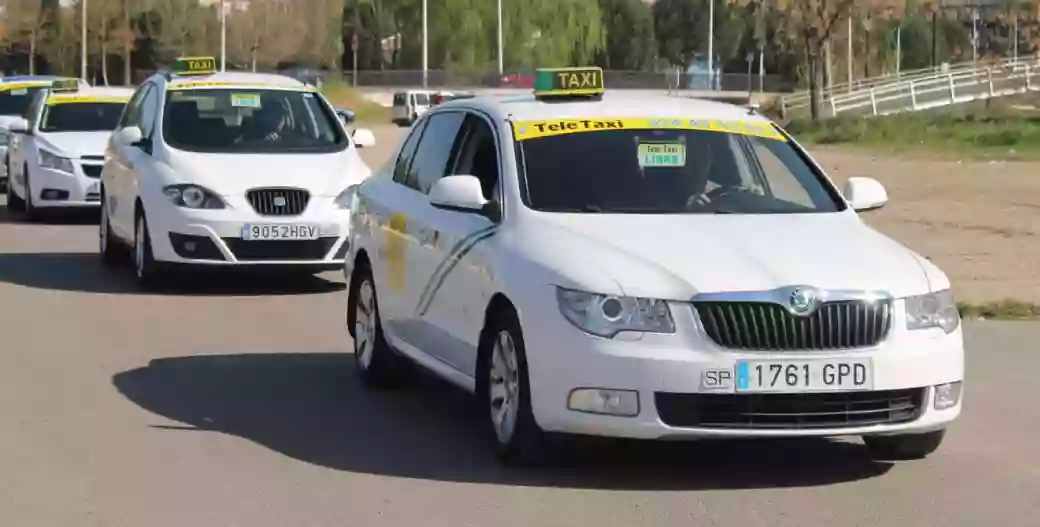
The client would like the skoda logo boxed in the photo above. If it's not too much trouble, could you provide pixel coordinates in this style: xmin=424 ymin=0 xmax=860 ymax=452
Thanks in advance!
xmin=273 ymin=196 xmax=287 ymax=207
xmin=788 ymin=287 xmax=819 ymax=316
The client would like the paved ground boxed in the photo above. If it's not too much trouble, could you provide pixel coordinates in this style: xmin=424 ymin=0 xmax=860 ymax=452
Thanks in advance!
xmin=0 ymin=131 xmax=1037 ymax=526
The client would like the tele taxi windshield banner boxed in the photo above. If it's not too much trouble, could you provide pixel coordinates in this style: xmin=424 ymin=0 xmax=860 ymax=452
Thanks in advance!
xmin=46 ymin=95 xmax=130 ymax=105
xmin=511 ymin=117 xmax=785 ymax=142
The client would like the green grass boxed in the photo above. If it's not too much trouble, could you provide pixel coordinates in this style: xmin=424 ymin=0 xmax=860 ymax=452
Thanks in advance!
xmin=783 ymin=106 xmax=1040 ymax=160
xmin=320 ymin=78 xmax=390 ymax=124
xmin=958 ymin=299 xmax=1040 ymax=320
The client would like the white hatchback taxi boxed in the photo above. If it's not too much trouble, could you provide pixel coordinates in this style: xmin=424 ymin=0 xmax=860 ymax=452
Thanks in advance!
xmin=99 ymin=57 xmax=377 ymax=287
xmin=5 ymin=80 xmax=133 ymax=219
xmin=345 ymin=67 xmax=964 ymax=465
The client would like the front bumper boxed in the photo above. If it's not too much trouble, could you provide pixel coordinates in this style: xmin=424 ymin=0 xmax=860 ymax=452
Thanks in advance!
xmin=145 ymin=194 xmax=352 ymax=267
xmin=520 ymin=290 xmax=964 ymax=440
xmin=27 ymin=164 xmax=101 ymax=208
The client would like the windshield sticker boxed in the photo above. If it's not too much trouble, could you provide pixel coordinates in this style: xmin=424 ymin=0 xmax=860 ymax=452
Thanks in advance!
xmin=230 ymin=93 xmax=262 ymax=108
xmin=10 ymin=88 xmax=28 ymax=96
xmin=511 ymin=117 xmax=784 ymax=142
xmin=47 ymin=95 xmax=130 ymax=105
xmin=637 ymin=142 xmax=686 ymax=168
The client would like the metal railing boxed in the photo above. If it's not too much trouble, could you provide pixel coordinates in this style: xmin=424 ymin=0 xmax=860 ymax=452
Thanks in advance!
xmin=781 ymin=55 xmax=1040 ymax=118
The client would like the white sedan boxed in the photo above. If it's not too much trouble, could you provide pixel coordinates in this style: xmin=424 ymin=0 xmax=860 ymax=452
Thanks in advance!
xmin=99 ymin=58 xmax=377 ymax=288
xmin=345 ymin=67 xmax=964 ymax=465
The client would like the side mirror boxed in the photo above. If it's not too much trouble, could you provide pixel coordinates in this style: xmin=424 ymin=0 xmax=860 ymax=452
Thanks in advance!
xmin=114 ymin=126 xmax=143 ymax=147
xmin=429 ymin=175 xmax=489 ymax=213
xmin=843 ymin=176 xmax=888 ymax=212
xmin=337 ymin=110 xmax=356 ymax=125
xmin=352 ymin=127 xmax=376 ymax=148
xmin=6 ymin=118 xmax=29 ymax=134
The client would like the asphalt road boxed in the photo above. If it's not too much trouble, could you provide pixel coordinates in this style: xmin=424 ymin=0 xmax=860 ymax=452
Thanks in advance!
xmin=0 ymin=165 xmax=1038 ymax=524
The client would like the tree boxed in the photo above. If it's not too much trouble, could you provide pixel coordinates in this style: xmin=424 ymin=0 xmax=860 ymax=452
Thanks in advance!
xmin=597 ymin=0 xmax=656 ymax=70
xmin=652 ymin=0 xmax=742 ymax=69
xmin=5 ymin=0 xmax=60 ymax=74
xmin=776 ymin=0 xmax=856 ymax=120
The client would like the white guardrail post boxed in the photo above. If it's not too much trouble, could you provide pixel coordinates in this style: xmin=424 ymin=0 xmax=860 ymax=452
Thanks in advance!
xmin=909 ymin=81 xmax=917 ymax=111
xmin=987 ymin=68 xmax=994 ymax=96
xmin=1026 ymin=64 xmax=1033 ymax=90
xmin=948 ymin=74 xmax=956 ymax=102
xmin=869 ymin=88 xmax=878 ymax=116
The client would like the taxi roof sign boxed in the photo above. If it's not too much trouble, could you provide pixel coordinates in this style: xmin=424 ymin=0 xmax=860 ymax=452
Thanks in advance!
xmin=172 ymin=56 xmax=217 ymax=76
xmin=533 ymin=67 xmax=605 ymax=100
xmin=50 ymin=79 xmax=79 ymax=93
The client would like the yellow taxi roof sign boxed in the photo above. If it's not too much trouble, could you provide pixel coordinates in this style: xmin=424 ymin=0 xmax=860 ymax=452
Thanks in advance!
xmin=172 ymin=56 xmax=217 ymax=76
xmin=533 ymin=67 xmax=605 ymax=100
xmin=51 ymin=79 xmax=79 ymax=93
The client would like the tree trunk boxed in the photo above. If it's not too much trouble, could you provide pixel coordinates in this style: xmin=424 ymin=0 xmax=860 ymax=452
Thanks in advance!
xmin=824 ymin=38 xmax=834 ymax=95
xmin=29 ymin=30 xmax=37 ymax=75
xmin=807 ymin=35 xmax=821 ymax=122
xmin=123 ymin=0 xmax=133 ymax=85
xmin=863 ymin=29 xmax=871 ymax=79
xmin=102 ymin=43 xmax=111 ymax=86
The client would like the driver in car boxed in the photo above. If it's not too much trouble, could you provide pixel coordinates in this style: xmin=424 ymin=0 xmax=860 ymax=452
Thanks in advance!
xmin=684 ymin=133 xmax=764 ymax=209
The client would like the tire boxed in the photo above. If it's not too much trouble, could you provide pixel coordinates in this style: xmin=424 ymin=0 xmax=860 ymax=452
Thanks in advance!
xmin=133 ymin=210 xmax=164 ymax=288
xmin=5 ymin=164 xmax=24 ymax=212
xmin=479 ymin=306 xmax=549 ymax=465
xmin=864 ymin=429 xmax=946 ymax=461
xmin=22 ymin=165 xmax=40 ymax=221
xmin=349 ymin=264 xmax=409 ymax=388
xmin=99 ymin=192 xmax=126 ymax=266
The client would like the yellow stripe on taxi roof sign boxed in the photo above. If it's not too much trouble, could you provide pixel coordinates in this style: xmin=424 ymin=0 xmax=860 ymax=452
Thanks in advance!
xmin=46 ymin=95 xmax=130 ymax=105
xmin=510 ymin=117 xmax=785 ymax=142
xmin=0 ymin=81 xmax=55 ymax=92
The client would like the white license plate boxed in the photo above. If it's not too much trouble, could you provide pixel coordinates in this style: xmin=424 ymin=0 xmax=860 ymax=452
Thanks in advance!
xmin=735 ymin=359 xmax=872 ymax=393
xmin=241 ymin=224 xmax=319 ymax=241
xmin=86 ymin=182 xmax=99 ymax=194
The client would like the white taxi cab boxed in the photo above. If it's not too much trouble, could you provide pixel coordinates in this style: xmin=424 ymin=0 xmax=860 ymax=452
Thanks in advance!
xmin=345 ymin=67 xmax=964 ymax=465
xmin=1 ymin=76 xmax=88 ymax=191
xmin=99 ymin=57 xmax=377 ymax=287
xmin=4 ymin=81 xmax=133 ymax=219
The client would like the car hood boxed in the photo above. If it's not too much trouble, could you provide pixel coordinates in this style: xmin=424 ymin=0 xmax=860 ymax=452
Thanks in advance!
xmin=520 ymin=212 xmax=935 ymax=300
xmin=163 ymin=147 xmax=371 ymax=198
xmin=38 ymin=131 xmax=111 ymax=157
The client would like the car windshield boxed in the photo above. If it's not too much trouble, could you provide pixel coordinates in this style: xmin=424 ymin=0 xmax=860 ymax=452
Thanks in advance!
xmin=515 ymin=123 xmax=845 ymax=214
xmin=162 ymin=88 xmax=348 ymax=154
xmin=0 ymin=87 xmax=46 ymax=116
xmin=40 ymin=102 xmax=125 ymax=132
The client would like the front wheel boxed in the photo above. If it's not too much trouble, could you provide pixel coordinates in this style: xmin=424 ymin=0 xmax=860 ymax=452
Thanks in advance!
xmin=22 ymin=165 xmax=40 ymax=221
xmin=5 ymin=163 xmax=24 ymax=212
xmin=349 ymin=265 xmax=409 ymax=388
xmin=480 ymin=307 xmax=548 ymax=465
xmin=133 ymin=211 xmax=165 ymax=288
xmin=99 ymin=194 xmax=127 ymax=266
xmin=864 ymin=429 xmax=946 ymax=460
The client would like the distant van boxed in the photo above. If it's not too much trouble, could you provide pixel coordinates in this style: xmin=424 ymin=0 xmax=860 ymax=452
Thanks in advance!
xmin=392 ymin=90 xmax=433 ymax=126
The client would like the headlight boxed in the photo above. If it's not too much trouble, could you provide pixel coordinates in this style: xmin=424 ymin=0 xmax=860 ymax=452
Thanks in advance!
xmin=556 ymin=287 xmax=675 ymax=338
xmin=906 ymin=289 xmax=960 ymax=333
xmin=162 ymin=184 xmax=225 ymax=209
xmin=39 ymin=149 xmax=75 ymax=174
xmin=335 ymin=185 xmax=357 ymax=210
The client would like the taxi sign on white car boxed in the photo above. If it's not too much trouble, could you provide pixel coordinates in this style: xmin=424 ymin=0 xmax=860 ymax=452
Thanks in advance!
xmin=98 ymin=56 xmax=378 ymax=288
xmin=345 ymin=66 xmax=964 ymax=466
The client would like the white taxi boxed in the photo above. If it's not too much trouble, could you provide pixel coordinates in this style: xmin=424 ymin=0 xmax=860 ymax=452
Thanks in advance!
xmin=1 ymin=76 xmax=88 ymax=191
xmin=345 ymin=67 xmax=964 ymax=465
xmin=99 ymin=57 xmax=377 ymax=287
xmin=4 ymin=81 xmax=132 ymax=219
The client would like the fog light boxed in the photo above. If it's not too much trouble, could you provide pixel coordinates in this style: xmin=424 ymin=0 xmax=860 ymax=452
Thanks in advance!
xmin=183 ymin=241 xmax=197 ymax=253
xmin=567 ymin=388 xmax=639 ymax=416
xmin=934 ymin=381 xmax=962 ymax=410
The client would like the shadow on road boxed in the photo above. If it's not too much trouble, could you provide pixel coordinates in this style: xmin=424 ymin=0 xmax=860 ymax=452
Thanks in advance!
xmin=0 ymin=252 xmax=344 ymax=296
xmin=113 ymin=352 xmax=893 ymax=490
xmin=0 ymin=200 xmax=101 ymax=225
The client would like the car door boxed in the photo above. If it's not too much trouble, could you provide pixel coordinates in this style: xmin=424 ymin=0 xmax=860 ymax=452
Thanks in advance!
xmin=385 ymin=111 xmax=468 ymax=359
xmin=110 ymin=83 xmax=159 ymax=237
xmin=9 ymin=91 xmax=46 ymax=195
xmin=366 ymin=117 xmax=429 ymax=339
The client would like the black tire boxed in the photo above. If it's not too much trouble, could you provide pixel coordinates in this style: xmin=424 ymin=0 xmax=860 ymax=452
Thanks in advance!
xmin=478 ymin=306 xmax=549 ymax=466
xmin=22 ymin=165 xmax=40 ymax=221
xmin=5 ymin=165 xmax=24 ymax=212
xmin=864 ymin=429 xmax=946 ymax=461
xmin=348 ymin=264 xmax=409 ymax=388
xmin=99 ymin=192 xmax=126 ymax=266
xmin=133 ymin=210 xmax=165 ymax=289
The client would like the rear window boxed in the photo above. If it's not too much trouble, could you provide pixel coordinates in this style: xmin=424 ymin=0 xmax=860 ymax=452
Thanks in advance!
xmin=0 ymin=87 xmax=45 ymax=116
xmin=393 ymin=93 xmax=407 ymax=105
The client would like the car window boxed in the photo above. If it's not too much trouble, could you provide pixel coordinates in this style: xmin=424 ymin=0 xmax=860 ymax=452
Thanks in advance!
xmin=393 ymin=93 xmax=406 ymax=106
xmin=409 ymin=112 xmax=466 ymax=193
xmin=39 ymin=102 xmax=126 ymax=132
xmin=138 ymin=85 xmax=159 ymax=139
xmin=0 ymin=86 xmax=46 ymax=117
xmin=25 ymin=91 xmax=47 ymax=128
xmin=414 ymin=93 xmax=430 ymax=106
xmin=393 ymin=118 xmax=428 ymax=188
xmin=450 ymin=115 xmax=500 ymax=201
xmin=118 ymin=85 xmax=148 ymax=129
xmin=161 ymin=88 xmax=347 ymax=154
xmin=516 ymin=125 xmax=844 ymax=214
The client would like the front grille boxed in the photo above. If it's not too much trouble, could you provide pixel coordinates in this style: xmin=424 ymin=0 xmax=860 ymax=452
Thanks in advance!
xmin=655 ymin=388 xmax=925 ymax=429
xmin=222 ymin=237 xmax=336 ymax=261
xmin=81 ymin=165 xmax=102 ymax=178
xmin=246 ymin=187 xmax=309 ymax=216
xmin=692 ymin=300 xmax=893 ymax=351
xmin=81 ymin=155 xmax=104 ymax=161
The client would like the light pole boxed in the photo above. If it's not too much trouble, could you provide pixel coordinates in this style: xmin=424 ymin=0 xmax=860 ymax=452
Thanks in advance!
xmin=220 ymin=0 xmax=227 ymax=71
xmin=847 ymin=16 xmax=853 ymax=93
xmin=707 ymin=0 xmax=714 ymax=90
xmin=496 ymin=0 xmax=503 ymax=76
xmin=422 ymin=0 xmax=428 ymax=88
xmin=80 ymin=0 xmax=88 ymax=81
